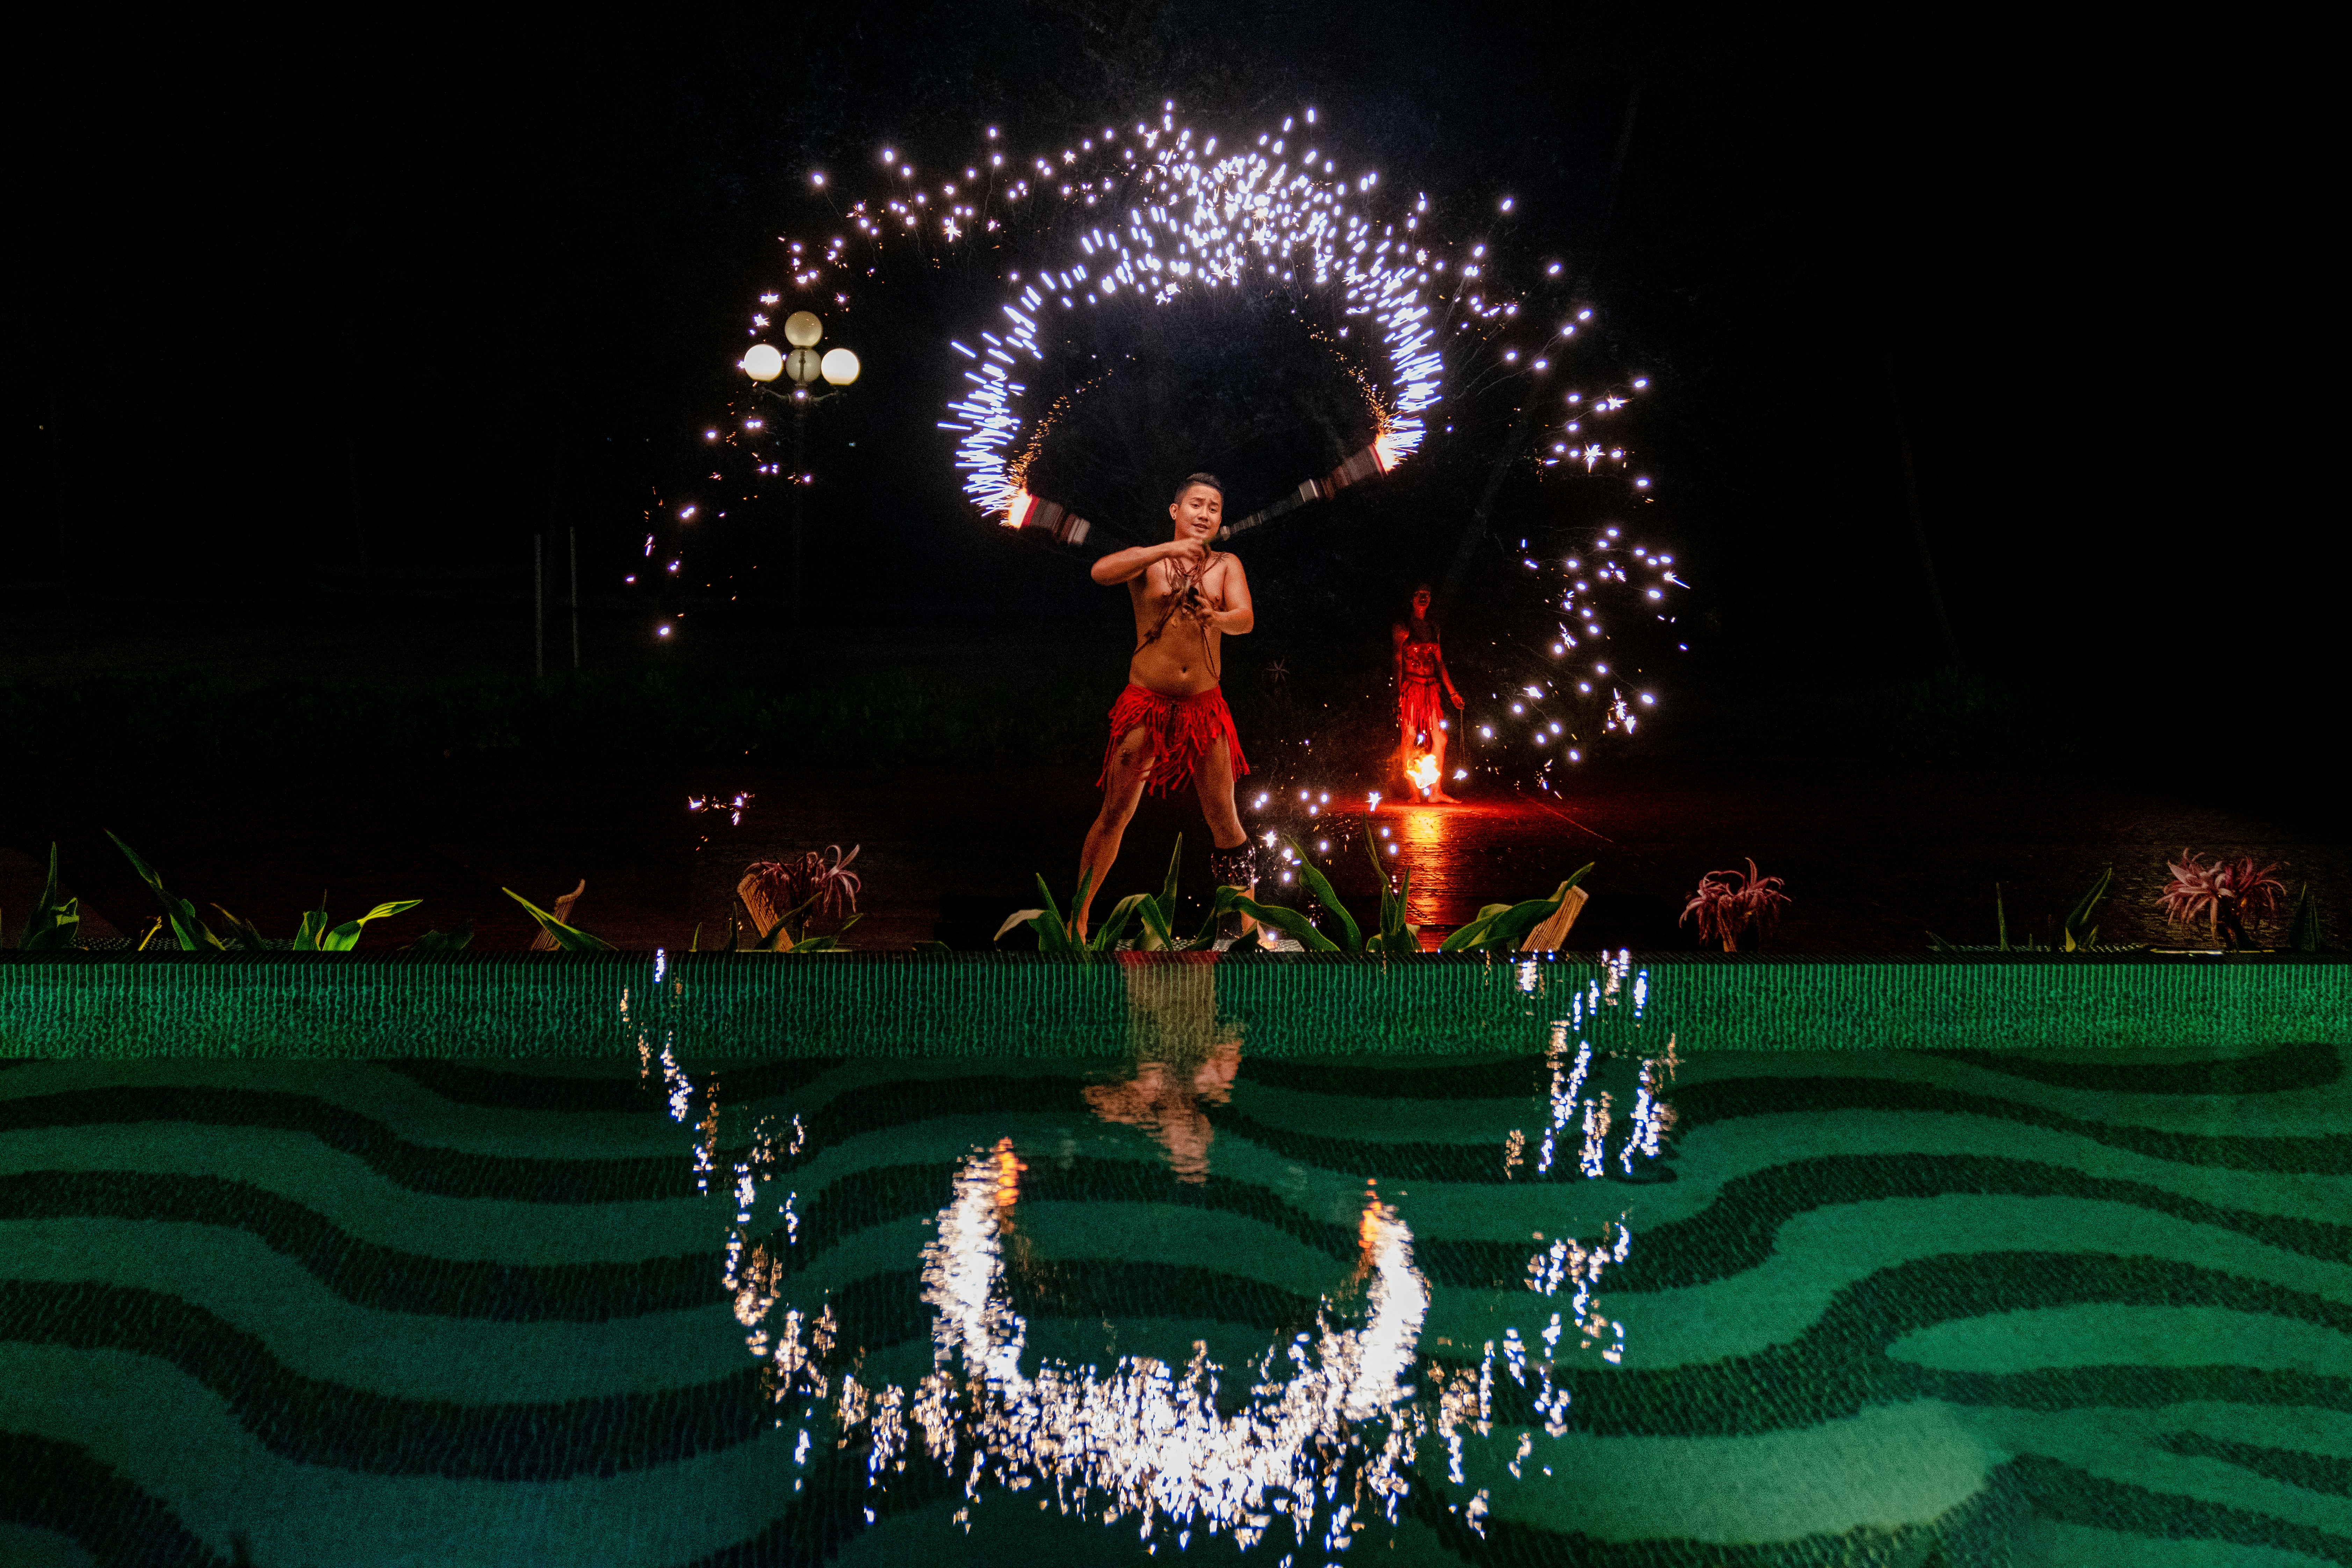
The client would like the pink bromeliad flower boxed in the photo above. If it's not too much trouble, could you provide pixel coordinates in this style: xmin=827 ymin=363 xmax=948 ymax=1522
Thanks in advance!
xmin=2158 ymin=851 xmax=2286 ymax=948
xmin=1681 ymin=859 xmax=1792 ymax=952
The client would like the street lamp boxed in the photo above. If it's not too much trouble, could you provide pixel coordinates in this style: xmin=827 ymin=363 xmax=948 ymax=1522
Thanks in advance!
xmin=739 ymin=311 xmax=860 ymax=639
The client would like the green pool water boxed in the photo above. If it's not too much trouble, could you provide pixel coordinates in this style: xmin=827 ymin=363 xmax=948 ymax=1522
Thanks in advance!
xmin=2 ymin=963 xmax=2346 ymax=1564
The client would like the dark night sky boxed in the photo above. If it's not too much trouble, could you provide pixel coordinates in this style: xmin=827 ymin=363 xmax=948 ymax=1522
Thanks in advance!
xmin=10 ymin=3 xmax=2314 ymax=734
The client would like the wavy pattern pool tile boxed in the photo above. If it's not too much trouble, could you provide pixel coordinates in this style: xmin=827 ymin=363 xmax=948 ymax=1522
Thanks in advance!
xmin=2 ymin=1025 xmax=2349 ymax=1563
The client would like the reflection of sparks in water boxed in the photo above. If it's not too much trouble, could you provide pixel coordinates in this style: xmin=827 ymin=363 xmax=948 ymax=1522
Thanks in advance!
xmin=738 ymin=1144 xmax=1632 ymax=1549
xmin=901 ymin=1151 xmax=1433 ymax=1549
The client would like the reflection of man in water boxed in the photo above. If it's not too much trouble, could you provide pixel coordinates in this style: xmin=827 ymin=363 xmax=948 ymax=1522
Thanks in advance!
xmin=1084 ymin=954 xmax=1239 ymax=1183
xmin=1393 ymin=582 xmax=1464 ymax=801
xmin=1076 ymin=474 xmax=1258 ymax=937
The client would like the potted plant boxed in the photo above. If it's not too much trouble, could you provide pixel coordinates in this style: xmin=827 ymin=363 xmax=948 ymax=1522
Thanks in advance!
xmin=2158 ymin=851 xmax=2287 ymax=951
xmin=1680 ymin=859 xmax=1790 ymax=952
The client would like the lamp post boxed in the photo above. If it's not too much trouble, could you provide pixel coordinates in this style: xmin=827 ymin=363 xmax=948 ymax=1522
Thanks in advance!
xmin=741 ymin=311 xmax=860 ymax=642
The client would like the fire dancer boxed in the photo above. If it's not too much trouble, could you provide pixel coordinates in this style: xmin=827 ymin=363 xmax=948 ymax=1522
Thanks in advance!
xmin=1076 ymin=474 xmax=1258 ymax=937
xmin=1393 ymin=583 xmax=1464 ymax=802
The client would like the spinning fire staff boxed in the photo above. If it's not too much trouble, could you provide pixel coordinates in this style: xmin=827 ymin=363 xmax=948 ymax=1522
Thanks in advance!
xmin=1393 ymin=583 xmax=1464 ymax=802
xmin=1075 ymin=474 xmax=1260 ymax=938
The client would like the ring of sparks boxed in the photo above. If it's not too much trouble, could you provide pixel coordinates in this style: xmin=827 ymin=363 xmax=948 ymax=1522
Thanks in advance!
xmin=937 ymin=110 xmax=1444 ymax=518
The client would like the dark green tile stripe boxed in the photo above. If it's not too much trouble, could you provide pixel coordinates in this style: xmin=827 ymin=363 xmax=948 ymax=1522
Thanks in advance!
xmin=1921 ymin=1043 xmax=2343 ymax=1097
xmin=0 ymin=1171 xmax=724 ymax=1321
xmin=1671 ymin=1075 xmax=2352 ymax=1173
xmin=0 ymin=1086 xmax=694 ymax=1204
xmin=1 ymin=1279 xmax=768 ymax=1480
xmin=1534 ymin=1251 xmax=2352 ymax=1439
xmin=0 ymin=1433 xmax=226 ymax=1568
xmin=2008 ymin=1453 xmax=2352 ymax=1565
xmin=1607 ymin=1152 xmax=2352 ymax=1288
xmin=0 ymin=1265 xmax=1314 ymax=1481
xmin=2158 ymin=1431 xmax=2352 ymax=1499
xmin=1240 ymin=1055 xmax=1550 ymax=1100
xmin=385 ymin=1057 xmax=847 ymax=1113
xmin=1242 ymin=1043 xmax=2347 ymax=1103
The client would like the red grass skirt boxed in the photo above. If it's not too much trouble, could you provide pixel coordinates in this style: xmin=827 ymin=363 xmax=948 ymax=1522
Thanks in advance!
xmin=1399 ymin=676 xmax=1444 ymax=744
xmin=1100 ymin=683 xmax=1250 ymax=795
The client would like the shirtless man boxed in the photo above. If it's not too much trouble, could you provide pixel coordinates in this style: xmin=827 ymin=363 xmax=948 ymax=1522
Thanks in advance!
xmin=1076 ymin=473 xmax=1258 ymax=937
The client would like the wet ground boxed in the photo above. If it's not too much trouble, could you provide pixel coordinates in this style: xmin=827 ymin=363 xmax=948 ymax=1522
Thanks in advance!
xmin=2 ymin=758 xmax=2338 ymax=954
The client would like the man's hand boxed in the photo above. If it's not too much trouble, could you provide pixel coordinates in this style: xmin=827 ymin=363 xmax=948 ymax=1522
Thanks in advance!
xmin=1159 ymin=536 xmax=1210 ymax=570
xmin=1448 ymin=688 xmax=1465 ymax=710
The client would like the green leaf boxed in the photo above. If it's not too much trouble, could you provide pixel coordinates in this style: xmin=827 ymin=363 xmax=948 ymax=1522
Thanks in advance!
xmin=293 ymin=908 xmax=328 ymax=952
xmin=1925 ymin=930 xmax=1956 ymax=952
xmin=912 ymin=940 xmax=954 ymax=955
xmin=1280 ymin=837 xmax=1360 ymax=953
xmin=1174 ymin=886 xmax=1241 ymax=951
xmin=1438 ymin=902 xmax=1515 ymax=953
xmin=1476 ymin=871 xmax=1595 ymax=953
xmin=1225 ymin=894 xmax=1341 ymax=952
xmin=407 ymin=921 xmax=474 ymax=953
xmin=317 ymin=899 xmax=423 ymax=952
xmin=2062 ymin=866 xmax=2112 ymax=952
xmin=1995 ymin=883 xmax=2009 ymax=952
xmin=502 ymin=888 xmax=617 ymax=951
xmin=106 ymin=831 xmax=222 ymax=952
xmin=211 ymin=905 xmax=270 ymax=953
xmin=1090 ymin=893 xmax=1152 ymax=952
xmin=1159 ymin=836 xmax=1183 ymax=920
xmin=1135 ymin=897 xmax=1176 ymax=951
xmin=993 ymin=907 xmax=1048 ymax=943
xmin=19 ymin=844 xmax=81 ymax=951
xmin=1029 ymin=873 xmax=1075 ymax=956
xmin=2288 ymin=883 xmax=2323 ymax=953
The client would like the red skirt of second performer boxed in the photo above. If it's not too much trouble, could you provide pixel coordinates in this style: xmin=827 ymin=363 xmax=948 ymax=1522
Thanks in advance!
xmin=1100 ymin=684 xmax=1250 ymax=795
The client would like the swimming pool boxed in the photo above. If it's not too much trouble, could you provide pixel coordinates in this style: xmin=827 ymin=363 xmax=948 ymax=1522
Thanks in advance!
xmin=2 ymin=960 xmax=2346 ymax=1564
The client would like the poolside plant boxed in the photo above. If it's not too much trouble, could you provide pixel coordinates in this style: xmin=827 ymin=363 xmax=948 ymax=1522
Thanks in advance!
xmin=106 ymin=830 xmax=423 ymax=952
xmin=1680 ymin=858 xmax=1791 ymax=952
xmin=995 ymin=839 xmax=1222 ymax=957
xmin=739 ymin=846 xmax=863 ymax=951
xmin=1928 ymin=868 xmax=2112 ymax=953
xmin=407 ymin=922 xmax=475 ymax=952
xmin=6 ymin=844 xmax=82 ymax=951
xmin=108 ymin=831 xmax=225 ymax=951
xmin=1224 ymin=826 xmax=1590 ymax=955
xmin=2287 ymin=883 xmax=2325 ymax=952
xmin=2158 ymin=850 xmax=2287 ymax=949
xmin=1437 ymin=869 xmax=1595 ymax=953
xmin=503 ymin=887 xmax=616 ymax=951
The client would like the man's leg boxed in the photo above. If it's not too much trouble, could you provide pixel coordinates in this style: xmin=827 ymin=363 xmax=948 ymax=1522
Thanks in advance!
xmin=1192 ymin=735 xmax=1258 ymax=935
xmin=1077 ymin=725 xmax=1154 ymax=937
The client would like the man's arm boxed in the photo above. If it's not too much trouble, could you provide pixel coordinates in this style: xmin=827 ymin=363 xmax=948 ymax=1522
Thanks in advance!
xmin=1091 ymin=536 xmax=1202 ymax=585
xmin=1204 ymin=555 xmax=1253 ymax=635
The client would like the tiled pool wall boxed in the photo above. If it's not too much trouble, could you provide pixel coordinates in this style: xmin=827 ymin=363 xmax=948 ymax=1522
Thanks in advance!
xmin=4 ymin=952 xmax=2346 ymax=1058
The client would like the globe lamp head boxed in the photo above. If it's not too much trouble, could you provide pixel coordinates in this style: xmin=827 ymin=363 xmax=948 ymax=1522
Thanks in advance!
xmin=740 ymin=344 xmax=784 ymax=382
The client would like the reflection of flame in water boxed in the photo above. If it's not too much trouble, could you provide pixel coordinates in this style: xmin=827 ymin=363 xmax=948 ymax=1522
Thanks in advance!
xmin=894 ymin=1152 xmax=1432 ymax=1550
xmin=1404 ymin=752 xmax=1439 ymax=797
xmin=990 ymin=1136 xmax=1025 ymax=1208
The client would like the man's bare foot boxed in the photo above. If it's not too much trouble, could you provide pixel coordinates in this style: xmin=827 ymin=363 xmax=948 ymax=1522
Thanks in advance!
xmin=1429 ymin=788 xmax=1461 ymax=804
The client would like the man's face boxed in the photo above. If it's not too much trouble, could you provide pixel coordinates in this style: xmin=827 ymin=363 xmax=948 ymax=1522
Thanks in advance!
xmin=1169 ymin=484 xmax=1223 ymax=539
